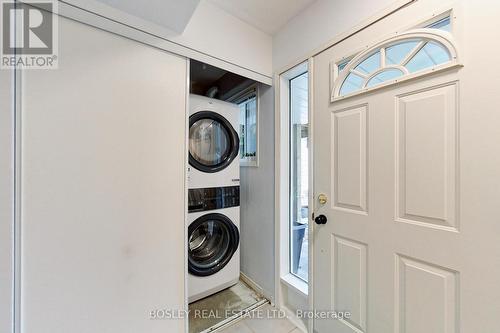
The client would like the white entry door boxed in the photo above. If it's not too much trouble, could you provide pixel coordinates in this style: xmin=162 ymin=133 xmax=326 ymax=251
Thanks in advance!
xmin=312 ymin=1 xmax=500 ymax=333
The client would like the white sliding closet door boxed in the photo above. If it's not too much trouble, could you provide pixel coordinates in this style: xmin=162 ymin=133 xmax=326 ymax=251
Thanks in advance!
xmin=0 ymin=67 xmax=14 ymax=333
xmin=18 ymin=16 xmax=187 ymax=333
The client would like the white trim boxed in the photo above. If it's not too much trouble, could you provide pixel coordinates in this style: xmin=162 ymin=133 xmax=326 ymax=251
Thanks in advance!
xmin=13 ymin=63 xmax=22 ymax=333
xmin=277 ymin=71 xmax=291 ymax=285
xmin=306 ymin=56 xmax=314 ymax=333
xmin=401 ymin=41 xmax=426 ymax=66
xmin=334 ymin=62 xmax=462 ymax=102
xmin=364 ymin=65 xmax=409 ymax=85
xmin=332 ymin=29 xmax=461 ymax=101
xmin=184 ymin=60 xmax=190 ymax=333
xmin=281 ymin=274 xmax=308 ymax=297
xmin=275 ymin=61 xmax=311 ymax=331
xmin=273 ymin=72 xmax=281 ymax=310
xmin=283 ymin=62 xmax=308 ymax=80
xmin=278 ymin=62 xmax=308 ymax=290
xmin=351 ymin=69 xmax=369 ymax=79
xmin=22 ymin=0 xmax=272 ymax=85
xmin=380 ymin=47 xmax=386 ymax=67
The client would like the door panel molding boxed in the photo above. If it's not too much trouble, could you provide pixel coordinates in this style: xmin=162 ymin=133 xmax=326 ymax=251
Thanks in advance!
xmin=332 ymin=234 xmax=368 ymax=333
xmin=395 ymin=81 xmax=459 ymax=232
xmin=332 ymin=104 xmax=368 ymax=215
xmin=394 ymin=254 xmax=459 ymax=333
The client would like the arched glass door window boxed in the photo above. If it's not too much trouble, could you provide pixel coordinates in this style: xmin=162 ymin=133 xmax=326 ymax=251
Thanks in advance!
xmin=332 ymin=29 xmax=459 ymax=100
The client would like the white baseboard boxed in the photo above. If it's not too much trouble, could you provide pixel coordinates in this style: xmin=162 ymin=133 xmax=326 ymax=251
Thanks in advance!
xmin=239 ymin=272 xmax=274 ymax=303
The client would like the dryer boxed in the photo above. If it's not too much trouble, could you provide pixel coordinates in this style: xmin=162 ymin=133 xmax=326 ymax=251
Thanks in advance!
xmin=187 ymin=185 xmax=240 ymax=303
xmin=188 ymin=94 xmax=240 ymax=189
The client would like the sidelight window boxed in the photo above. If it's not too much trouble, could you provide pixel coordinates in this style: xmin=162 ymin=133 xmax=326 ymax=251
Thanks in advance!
xmin=289 ymin=71 xmax=309 ymax=283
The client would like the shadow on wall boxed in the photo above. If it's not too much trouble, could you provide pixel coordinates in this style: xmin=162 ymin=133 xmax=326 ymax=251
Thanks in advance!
xmin=239 ymin=83 xmax=275 ymax=301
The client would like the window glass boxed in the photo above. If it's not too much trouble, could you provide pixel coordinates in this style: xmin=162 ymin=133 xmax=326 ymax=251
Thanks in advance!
xmin=337 ymin=36 xmax=453 ymax=97
xmin=339 ymin=72 xmax=364 ymax=96
xmin=338 ymin=59 xmax=350 ymax=72
xmin=386 ymin=40 xmax=419 ymax=65
xmin=354 ymin=51 xmax=380 ymax=74
xmin=427 ymin=16 xmax=451 ymax=31
xmin=405 ymin=41 xmax=450 ymax=73
xmin=289 ymin=72 xmax=309 ymax=282
xmin=366 ymin=68 xmax=404 ymax=87
xmin=237 ymin=93 xmax=257 ymax=164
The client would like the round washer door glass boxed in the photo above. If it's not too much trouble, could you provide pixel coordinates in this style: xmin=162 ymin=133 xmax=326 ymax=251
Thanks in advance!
xmin=189 ymin=111 xmax=239 ymax=173
xmin=188 ymin=213 xmax=239 ymax=277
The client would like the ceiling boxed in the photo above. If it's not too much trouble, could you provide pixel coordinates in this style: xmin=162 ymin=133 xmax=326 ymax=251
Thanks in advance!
xmin=208 ymin=0 xmax=317 ymax=35
xmin=95 ymin=0 xmax=200 ymax=33
xmin=89 ymin=0 xmax=315 ymax=36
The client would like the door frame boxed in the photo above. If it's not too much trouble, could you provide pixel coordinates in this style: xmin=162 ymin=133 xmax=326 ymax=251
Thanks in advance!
xmin=274 ymin=60 xmax=312 ymax=333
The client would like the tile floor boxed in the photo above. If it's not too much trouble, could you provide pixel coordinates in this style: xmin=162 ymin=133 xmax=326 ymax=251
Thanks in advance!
xmin=218 ymin=304 xmax=301 ymax=333
xmin=189 ymin=280 xmax=265 ymax=333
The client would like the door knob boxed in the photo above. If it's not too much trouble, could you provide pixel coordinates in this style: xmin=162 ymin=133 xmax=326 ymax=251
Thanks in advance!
xmin=318 ymin=193 xmax=328 ymax=205
xmin=314 ymin=214 xmax=327 ymax=225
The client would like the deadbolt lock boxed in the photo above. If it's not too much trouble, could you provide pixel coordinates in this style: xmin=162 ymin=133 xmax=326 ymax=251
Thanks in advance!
xmin=318 ymin=193 xmax=328 ymax=205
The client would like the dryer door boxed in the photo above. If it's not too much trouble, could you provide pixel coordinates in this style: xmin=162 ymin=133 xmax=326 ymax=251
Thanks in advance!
xmin=189 ymin=111 xmax=239 ymax=173
xmin=188 ymin=213 xmax=239 ymax=277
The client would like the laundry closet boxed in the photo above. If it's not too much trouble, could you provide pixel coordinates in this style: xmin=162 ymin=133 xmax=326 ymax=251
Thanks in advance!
xmin=186 ymin=60 xmax=274 ymax=333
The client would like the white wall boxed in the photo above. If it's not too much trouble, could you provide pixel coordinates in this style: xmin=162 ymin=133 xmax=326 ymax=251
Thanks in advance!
xmin=239 ymin=83 xmax=275 ymax=300
xmin=272 ymin=0 xmax=398 ymax=71
xmin=171 ymin=1 xmax=273 ymax=78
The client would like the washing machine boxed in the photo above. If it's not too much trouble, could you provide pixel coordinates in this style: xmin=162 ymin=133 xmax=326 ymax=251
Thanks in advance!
xmin=187 ymin=185 xmax=240 ymax=303
xmin=188 ymin=94 xmax=240 ymax=189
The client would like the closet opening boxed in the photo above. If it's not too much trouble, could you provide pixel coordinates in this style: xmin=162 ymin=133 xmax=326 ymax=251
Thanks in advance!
xmin=187 ymin=59 xmax=269 ymax=333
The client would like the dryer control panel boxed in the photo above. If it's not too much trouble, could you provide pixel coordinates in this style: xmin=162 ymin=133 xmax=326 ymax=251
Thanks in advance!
xmin=188 ymin=186 xmax=240 ymax=213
